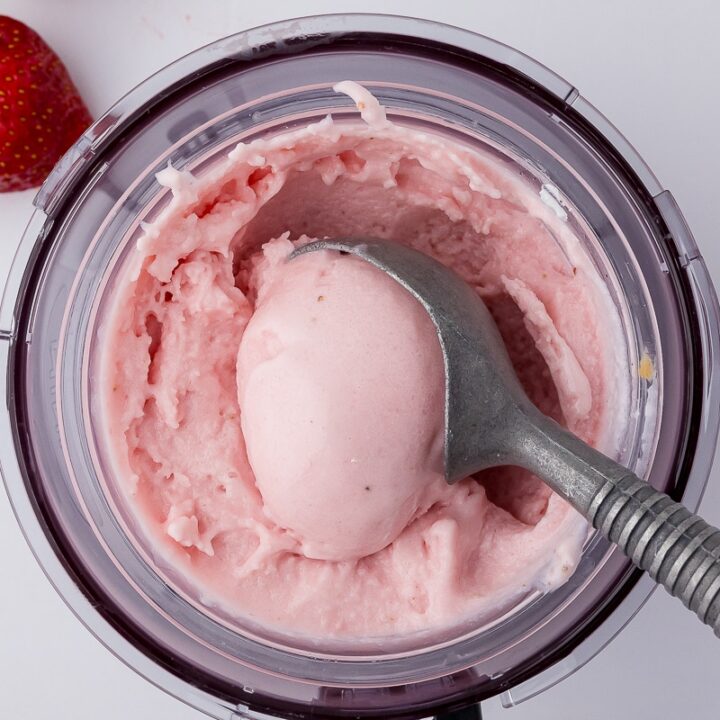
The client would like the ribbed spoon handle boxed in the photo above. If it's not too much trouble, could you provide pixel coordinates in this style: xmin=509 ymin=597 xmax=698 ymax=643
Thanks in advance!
xmin=518 ymin=416 xmax=720 ymax=636
xmin=588 ymin=473 xmax=720 ymax=635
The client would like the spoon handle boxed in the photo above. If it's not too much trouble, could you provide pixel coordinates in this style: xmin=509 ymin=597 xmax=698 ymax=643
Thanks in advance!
xmin=588 ymin=473 xmax=720 ymax=636
xmin=519 ymin=417 xmax=720 ymax=636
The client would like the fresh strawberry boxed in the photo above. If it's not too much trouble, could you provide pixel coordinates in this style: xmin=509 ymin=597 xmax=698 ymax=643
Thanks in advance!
xmin=0 ymin=16 xmax=92 ymax=192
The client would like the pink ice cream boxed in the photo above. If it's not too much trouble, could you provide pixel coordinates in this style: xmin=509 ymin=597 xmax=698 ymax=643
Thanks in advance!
xmin=237 ymin=242 xmax=447 ymax=561
xmin=97 ymin=83 xmax=628 ymax=638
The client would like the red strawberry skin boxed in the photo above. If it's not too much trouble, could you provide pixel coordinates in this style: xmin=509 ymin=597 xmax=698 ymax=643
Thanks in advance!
xmin=0 ymin=16 xmax=92 ymax=192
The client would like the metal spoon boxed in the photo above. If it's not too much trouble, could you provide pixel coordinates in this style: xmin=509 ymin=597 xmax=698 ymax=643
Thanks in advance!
xmin=291 ymin=237 xmax=720 ymax=636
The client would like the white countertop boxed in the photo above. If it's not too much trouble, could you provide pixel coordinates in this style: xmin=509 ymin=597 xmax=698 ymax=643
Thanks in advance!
xmin=1 ymin=1 xmax=718 ymax=718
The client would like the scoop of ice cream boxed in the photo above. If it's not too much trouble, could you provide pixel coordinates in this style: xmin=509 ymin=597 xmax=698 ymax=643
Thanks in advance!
xmin=236 ymin=237 xmax=447 ymax=561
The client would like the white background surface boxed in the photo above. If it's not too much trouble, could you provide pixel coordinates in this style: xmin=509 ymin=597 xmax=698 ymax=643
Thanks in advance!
xmin=0 ymin=1 xmax=718 ymax=718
